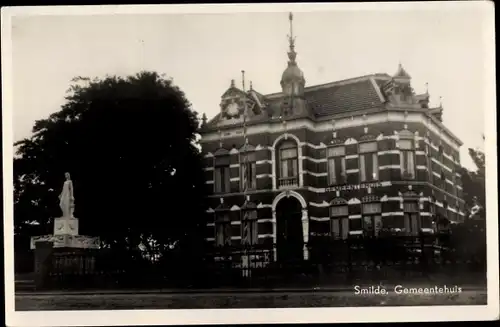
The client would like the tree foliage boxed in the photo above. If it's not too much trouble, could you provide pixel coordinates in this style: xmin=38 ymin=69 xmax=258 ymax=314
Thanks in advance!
xmin=14 ymin=72 xmax=207 ymax=260
xmin=459 ymin=147 xmax=486 ymax=213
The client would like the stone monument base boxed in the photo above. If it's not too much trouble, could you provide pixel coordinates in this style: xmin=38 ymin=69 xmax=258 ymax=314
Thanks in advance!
xmin=30 ymin=234 xmax=100 ymax=250
xmin=31 ymin=216 xmax=99 ymax=250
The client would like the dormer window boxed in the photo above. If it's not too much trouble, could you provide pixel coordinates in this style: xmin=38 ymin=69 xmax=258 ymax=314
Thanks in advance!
xmin=278 ymin=140 xmax=299 ymax=188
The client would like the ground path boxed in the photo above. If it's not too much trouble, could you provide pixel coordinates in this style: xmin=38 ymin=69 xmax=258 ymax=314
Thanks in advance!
xmin=16 ymin=286 xmax=487 ymax=310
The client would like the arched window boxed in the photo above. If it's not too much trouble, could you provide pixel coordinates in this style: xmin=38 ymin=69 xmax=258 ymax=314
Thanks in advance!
xmin=330 ymin=201 xmax=349 ymax=240
xmin=362 ymin=200 xmax=382 ymax=237
xmin=278 ymin=140 xmax=299 ymax=187
xmin=327 ymin=146 xmax=346 ymax=185
xmin=359 ymin=141 xmax=379 ymax=182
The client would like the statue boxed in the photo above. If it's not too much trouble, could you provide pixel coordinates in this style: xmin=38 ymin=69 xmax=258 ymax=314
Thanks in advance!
xmin=59 ymin=172 xmax=75 ymax=218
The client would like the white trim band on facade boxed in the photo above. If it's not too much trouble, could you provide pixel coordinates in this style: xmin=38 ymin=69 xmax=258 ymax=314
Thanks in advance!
xmin=382 ymin=212 xmax=404 ymax=216
xmin=379 ymin=165 xmax=402 ymax=170
xmin=201 ymin=111 xmax=462 ymax=150
xmin=310 ymin=201 xmax=330 ymax=208
xmin=258 ymin=234 xmax=273 ymax=239
xmin=301 ymin=156 xmax=327 ymax=164
xmin=304 ymin=171 xmax=328 ymax=177
xmin=378 ymin=150 xmax=400 ymax=155
xmin=431 ymin=158 xmax=453 ymax=173
xmin=310 ymin=217 xmax=330 ymax=222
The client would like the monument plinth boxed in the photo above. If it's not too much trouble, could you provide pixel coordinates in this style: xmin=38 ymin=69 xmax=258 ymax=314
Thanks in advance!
xmin=30 ymin=172 xmax=100 ymax=250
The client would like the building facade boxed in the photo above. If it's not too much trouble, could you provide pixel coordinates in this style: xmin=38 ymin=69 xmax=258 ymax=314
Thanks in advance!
xmin=199 ymin=14 xmax=465 ymax=263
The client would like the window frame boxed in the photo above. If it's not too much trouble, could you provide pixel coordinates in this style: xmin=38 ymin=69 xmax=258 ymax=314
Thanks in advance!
xmin=214 ymin=155 xmax=231 ymax=194
xmin=215 ymin=211 xmax=232 ymax=247
xmin=329 ymin=204 xmax=349 ymax=240
xmin=240 ymin=151 xmax=257 ymax=191
xmin=403 ymin=201 xmax=420 ymax=236
xmin=278 ymin=140 xmax=299 ymax=186
xmin=361 ymin=202 xmax=382 ymax=238
xmin=241 ymin=208 xmax=258 ymax=246
xmin=398 ymin=138 xmax=416 ymax=180
xmin=326 ymin=146 xmax=347 ymax=186
xmin=358 ymin=141 xmax=379 ymax=183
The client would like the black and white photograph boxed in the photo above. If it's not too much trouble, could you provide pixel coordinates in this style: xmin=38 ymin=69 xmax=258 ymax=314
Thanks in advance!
xmin=3 ymin=2 xmax=498 ymax=325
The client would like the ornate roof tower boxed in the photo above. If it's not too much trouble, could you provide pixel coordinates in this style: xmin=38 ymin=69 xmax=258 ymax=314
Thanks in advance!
xmin=280 ymin=13 xmax=307 ymax=117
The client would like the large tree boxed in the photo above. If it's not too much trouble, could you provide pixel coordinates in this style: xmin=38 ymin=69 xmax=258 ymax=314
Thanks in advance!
xmin=460 ymin=147 xmax=486 ymax=214
xmin=14 ymin=72 xmax=207 ymax=261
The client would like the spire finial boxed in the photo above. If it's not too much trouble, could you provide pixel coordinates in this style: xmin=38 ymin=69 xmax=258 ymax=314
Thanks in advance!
xmin=249 ymin=81 xmax=253 ymax=91
xmin=230 ymin=79 xmax=235 ymax=88
xmin=425 ymin=82 xmax=429 ymax=94
xmin=439 ymin=96 xmax=443 ymax=107
xmin=287 ymin=12 xmax=297 ymax=64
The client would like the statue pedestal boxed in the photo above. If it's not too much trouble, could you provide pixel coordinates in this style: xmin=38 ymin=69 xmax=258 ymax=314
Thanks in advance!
xmin=54 ymin=217 xmax=79 ymax=236
xmin=30 ymin=217 xmax=99 ymax=250
xmin=30 ymin=216 xmax=100 ymax=290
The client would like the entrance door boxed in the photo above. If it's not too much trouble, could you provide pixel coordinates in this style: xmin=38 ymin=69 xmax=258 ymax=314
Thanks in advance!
xmin=276 ymin=197 xmax=304 ymax=263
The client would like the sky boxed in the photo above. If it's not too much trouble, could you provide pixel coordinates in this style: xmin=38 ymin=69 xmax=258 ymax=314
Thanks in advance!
xmin=9 ymin=4 xmax=491 ymax=170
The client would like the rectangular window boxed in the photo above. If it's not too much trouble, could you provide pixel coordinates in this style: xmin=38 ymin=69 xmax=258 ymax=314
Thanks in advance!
xmin=330 ymin=205 xmax=349 ymax=240
xmin=215 ymin=213 xmax=231 ymax=247
xmin=400 ymin=150 xmax=415 ymax=179
xmin=240 ymin=152 xmax=257 ymax=191
xmin=403 ymin=202 xmax=420 ymax=236
xmin=280 ymin=147 xmax=298 ymax=179
xmin=214 ymin=156 xmax=231 ymax=193
xmin=359 ymin=142 xmax=378 ymax=182
xmin=327 ymin=146 xmax=346 ymax=185
xmin=362 ymin=203 xmax=382 ymax=237
xmin=426 ymin=145 xmax=433 ymax=182
xmin=241 ymin=210 xmax=258 ymax=245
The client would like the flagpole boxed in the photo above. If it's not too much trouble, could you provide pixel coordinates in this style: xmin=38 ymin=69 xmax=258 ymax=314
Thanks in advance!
xmin=241 ymin=70 xmax=250 ymax=247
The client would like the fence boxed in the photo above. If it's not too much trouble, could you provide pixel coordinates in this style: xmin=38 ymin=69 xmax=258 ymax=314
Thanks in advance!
xmin=38 ymin=233 xmax=486 ymax=290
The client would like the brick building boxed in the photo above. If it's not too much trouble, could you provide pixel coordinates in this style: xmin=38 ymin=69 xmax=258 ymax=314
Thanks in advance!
xmin=199 ymin=13 xmax=465 ymax=263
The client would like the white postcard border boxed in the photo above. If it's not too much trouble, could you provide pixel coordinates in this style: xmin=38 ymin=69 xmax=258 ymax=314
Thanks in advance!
xmin=2 ymin=2 xmax=498 ymax=326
